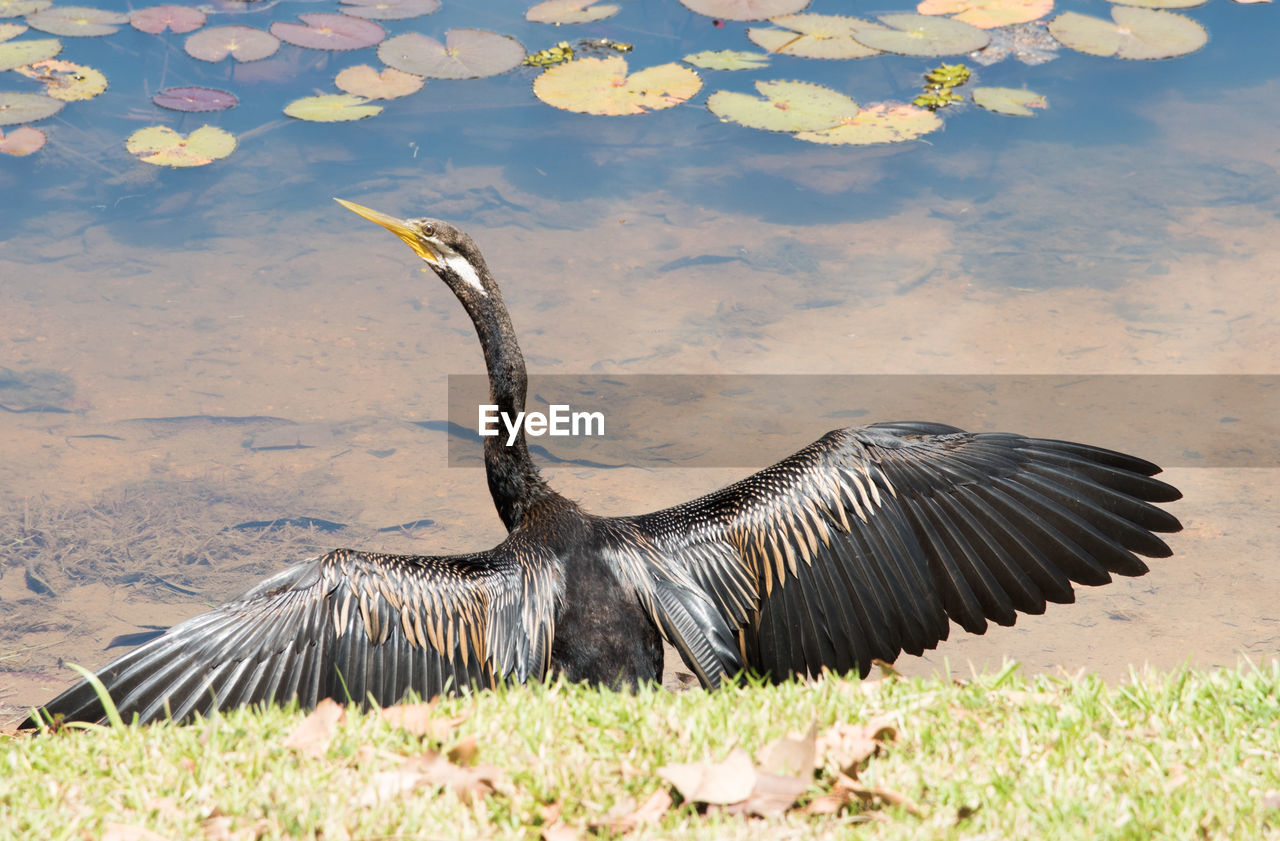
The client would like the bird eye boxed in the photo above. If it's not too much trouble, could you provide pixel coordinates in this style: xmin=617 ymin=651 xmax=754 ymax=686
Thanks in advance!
xmin=420 ymin=223 xmax=436 ymax=238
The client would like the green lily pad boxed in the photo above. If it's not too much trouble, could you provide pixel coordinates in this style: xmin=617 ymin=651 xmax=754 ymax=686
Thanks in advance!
xmin=747 ymin=13 xmax=883 ymax=59
xmin=1048 ymin=7 xmax=1207 ymax=59
xmin=971 ymin=85 xmax=1046 ymax=115
xmin=284 ymin=93 xmax=383 ymax=121
xmin=679 ymin=0 xmax=809 ymax=21
xmin=129 ymin=5 xmax=206 ymax=34
xmin=915 ymin=0 xmax=1055 ymax=29
xmin=0 ymin=0 xmax=48 ymax=16
xmin=335 ymin=64 xmax=424 ymax=99
xmin=185 ymin=25 xmax=280 ymax=63
xmin=270 ymin=14 xmax=385 ymax=51
xmin=851 ymin=13 xmax=990 ymax=56
xmin=0 ymin=90 xmax=63 ymax=125
xmin=126 ymin=124 xmax=236 ymax=167
xmin=0 ymin=22 xmax=26 ymax=40
xmin=533 ymin=57 xmax=702 ymax=115
xmin=378 ymin=29 xmax=524 ymax=79
xmin=682 ymin=49 xmax=771 ymax=70
xmin=16 ymin=59 xmax=106 ymax=101
xmin=26 ymin=6 xmax=127 ymax=36
xmin=707 ymin=80 xmax=856 ymax=132
xmin=339 ymin=0 xmax=440 ymax=20
xmin=0 ymin=36 xmax=59 ymax=70
xmin=794 ymin=102 xmax=942 ymax=145
xmin=0 ymin=125 xmax=45 ymax=155
xmin=526 ymin=0 xmax=620 ymax=24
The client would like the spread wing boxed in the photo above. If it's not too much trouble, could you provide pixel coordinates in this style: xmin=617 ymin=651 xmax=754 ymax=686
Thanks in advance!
xmin=27 ymin=541 xmax=561 ymax=726
xmin=613 ymin=421 xmax=1182 ymax=686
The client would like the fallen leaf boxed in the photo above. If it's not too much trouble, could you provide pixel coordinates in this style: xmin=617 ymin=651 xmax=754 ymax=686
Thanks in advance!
xmin=540 ymin=825 xmax=581 ymax=841
xmin=659 ymin=747 xmax=757 ymax=804
xmin=757 ymin=723 xmax=816 ymax=777
xmin=284 ymin=697 xmax=344 ymax=757
xmin=594 ymin=788 xmax=672 ymax=833
xmin=102 ymin=825 xmax=170 ymax=841
xmin=359 ymin=751 xmax=504 ymax=806
xmin=381 ymin=702 xmax=469 ymax=739
xmin=834 ymin=773 xmax=924 ymax=816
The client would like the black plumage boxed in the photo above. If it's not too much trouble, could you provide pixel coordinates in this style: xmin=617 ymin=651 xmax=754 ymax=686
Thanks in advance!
xmin=25 ymin=201 xmax=1182 ymax=727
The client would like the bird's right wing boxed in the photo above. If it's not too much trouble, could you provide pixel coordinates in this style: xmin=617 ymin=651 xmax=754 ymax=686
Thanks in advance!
xmin=28 ymin=541 xmax=561 ymax=726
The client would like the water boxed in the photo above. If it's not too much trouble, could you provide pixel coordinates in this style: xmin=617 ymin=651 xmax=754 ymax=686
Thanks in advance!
xmin=1 ymin=0 xmax=1277 ymax=718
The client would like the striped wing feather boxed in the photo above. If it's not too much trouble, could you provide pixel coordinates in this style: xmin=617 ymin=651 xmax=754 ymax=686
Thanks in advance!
xmin=626 ymin=421 xmax=1182 ymax=684
xmin=30 ymin=543 xmax=560 ymax=726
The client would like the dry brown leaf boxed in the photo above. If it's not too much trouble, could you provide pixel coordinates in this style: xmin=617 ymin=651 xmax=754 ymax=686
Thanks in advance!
xmin=757 ymin=723 xmax=816 ymax=777
xmin=732 ymin=772 xmax=810 ymax=817
xmin=835 ymin=774 xmax=924 ymax=817
xmin=359 ymin=751 xmax=505 ymax=806
xmin=103 ymin=825 xmax=170 ymax=841
xmin=284 ymin=698 xmax=344 ymax=757
xmin=381 ymin=701 xmax=469 ymax=739
xmin=658 ymin=747 xmax=757 ymax=805
xmin=540 ymin=825 xmax=582 ymax=841
xmin=201 ymin=814 xmax=271 ymax=841
xmin=447 ymin=734 xmax=478 ymax=765
xmin=595 ymin=788 xmax=672 ymax=833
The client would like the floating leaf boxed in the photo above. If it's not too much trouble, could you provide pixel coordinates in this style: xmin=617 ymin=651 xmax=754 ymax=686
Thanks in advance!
xmin=971 ymin=85 xmax=1045 ymax=115
xmin=747 ymin=14 xmax=882 ymax=58
xmin=26 ymin=6 xmax=127 ymax=36
xmin=284 ymin=93 xmax=383 ymax=121
xmin=707 ymin=79 xmax=855 ymax=131
xmin=339 ymin=0 xmax=440 ymax=21
xmin=526 ymin=0 xmax=620 ymax=24
xmin=794 ymin=102 xmax=942 ymax=145
xmin=129 ymin=5 xmax=205 ymax=34
xmin=0 ymin=36 xmax=59 ymax=69
xmin=185 ymin=25 xmax=280 ymax=62
xmin=682 ymin=49 xmax=770 ymax=70
xmin=916 ymin=0 xmax=1053 ymax=29
xmin=126 ymin=124 xmax=236 ymax=167
xmin=0 ymin=22 xmax=26 ymax=39
xmin=0 ymin=0 xmax=49 ymax=17
xmin=153 ymin=86 xmax=238 ymax=112
xmin=678 ymin=0 xmax=809 ymax=21
xmin=378 ymin=29 xmax=524 ymax=79
xmin=0 ymin=124 xmax=44 ymax=154
xmin=850 ymin=13 xmax=990 ymax=56
xmin=15 ymin=59 xmax=106 ymax=100
xmin=335 ymin=64 xmax=424 ymax=98
xmin=270 ymin=14 xmax=385 ymax=51
xmin=533 ymin=56 xmax=701 ymax=115
xmin=0 ymin=90 xmax=63 ymax=125
xmin=1048 ymin=7 xmax=1206 ymax=59
xmin=1110 ymin=0 xmax=1205 ymax=7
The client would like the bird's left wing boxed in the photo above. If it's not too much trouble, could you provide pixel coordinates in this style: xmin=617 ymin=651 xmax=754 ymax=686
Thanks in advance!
xmin=27 ymin=541 xmax=561 ymax=726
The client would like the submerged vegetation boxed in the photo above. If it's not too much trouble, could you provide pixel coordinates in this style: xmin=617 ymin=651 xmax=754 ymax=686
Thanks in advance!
xmin=4 ymin=662 xmax=1279 ymax=839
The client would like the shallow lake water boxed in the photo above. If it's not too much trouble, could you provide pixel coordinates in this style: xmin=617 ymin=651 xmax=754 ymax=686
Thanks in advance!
xmin=1 ymin=0 xmax=1277 ymax=721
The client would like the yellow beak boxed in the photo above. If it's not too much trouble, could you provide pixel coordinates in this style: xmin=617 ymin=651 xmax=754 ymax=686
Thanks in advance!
xmin=334 ymin=198 xmax=438 ymax=264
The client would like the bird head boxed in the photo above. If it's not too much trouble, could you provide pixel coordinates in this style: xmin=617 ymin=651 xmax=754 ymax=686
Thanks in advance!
xmin=335 ymin=198 xmax=490 ymax=299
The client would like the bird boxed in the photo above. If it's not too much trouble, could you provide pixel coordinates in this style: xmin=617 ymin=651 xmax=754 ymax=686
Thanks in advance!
xmin=24 ymin=199 xmax=1183 ymax=727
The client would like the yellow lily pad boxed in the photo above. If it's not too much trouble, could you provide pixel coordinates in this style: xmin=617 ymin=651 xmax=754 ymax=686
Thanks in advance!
xmin=971 ymin=85 xmax=1047 ymax=115
xmin=26 ymin=6 xmax=127 ymax=36
xmin=125 ymin=124 xmax=236 ymax=167
xmin=1109 ymin=0 xmax=1205 ymax=7
xmin=533 ymin=56 xmax=701 ymax=115
xmin=0 ymin=22 xmax=27 ymax=40
xmin=0 ymin=0 xmax=49 ymax=15
xmin=0 ymin=37 xmax=60 ymax=70
xmin=283 ymin=93 xmax=383 ymax=122
xmin=526 ymin=0 xmax=620 ymax=24
xmin=748 ymin=14 xmax=882 ymax=59
xmin=334 ymin=64 xmax=424 ymax=99
xmin=916 ymin=0 xmax=1054 ymax=29
xmin=1048 ymin=7 xmax=1207 ymax=59
xmin=794 ymin=102 xmax=942 ymax=145
xmin=16 ymin=59 xmax=106 ymax=101
xmin=707 ymin=79 xmax=856 ymax=131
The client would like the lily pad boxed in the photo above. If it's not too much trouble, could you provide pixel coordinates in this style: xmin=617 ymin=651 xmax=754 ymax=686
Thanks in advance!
xmin=678 ymin=0 xmax=809 ymax=21
xmin=1109 ymin=0 xmax=1205 ymax=7
xmin=284 ymin=93 xmax=383 ymax=121
xmin=0 ymin=36 xmax=59 ymax=70
xmin=971 ymin=85 xmax=1046 ymax=115
xmin=527 ymin=0 xmax=620 ymax=24
xmin=794 ymin=102 xmax=942 ymax=145
xmin=0 ymin=124 xmax=44 ymax=155
xmin=185 ymin=25 xmax=280 ymax=62
xmin=0 ymin=0 xmax=50 ymax=16
xmin=682 ymin=49 xmax=770 ymax=70
xmin=335 ymin=64 xmax=424 ymax=99
xmin=126 ymin=124 xmax=236 ymax=167
xmin=0 ymin=90 xmax=64 ymax=125
xmin=850 ymin=13 xmax=990 ymax=56
xmin=378 ymin=29 xmax=524 ymax=79
xmin=747 ymin=14 xmax=882 ymax=58
xmin=0 ymin=22 xmax=26 ymax=40
xmin=15 ymin=59 xmax=106 ymax=101
xmin=1048 ymin=7 xmax=1207 ymax=59
xmin=916 ymin=0 xmax=1053 ymax=29
xmin=270 ymin=14 xmax=385 ymax=51
xmin=26 ymin=6 xmax=127 ymax=37
xmin=153 ymin=86 xmax=238 ymax=112
xmin=130 ymin=5 xmax=206 ymax=35
xmin=339 ymin=0 xmax=440 ymax=20
xmin=707 ymin=80 xmax=855 ymax=131
xmin=533 ymin=57 xmax=701 ymax=115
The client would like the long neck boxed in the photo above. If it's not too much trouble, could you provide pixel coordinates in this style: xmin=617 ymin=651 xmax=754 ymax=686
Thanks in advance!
xmin=457 ymin=280 xmax=552 ymax=531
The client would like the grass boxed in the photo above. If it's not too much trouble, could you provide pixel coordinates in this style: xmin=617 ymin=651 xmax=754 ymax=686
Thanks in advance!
xmin=3 ymin=661 xmax=1278 ymax=841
